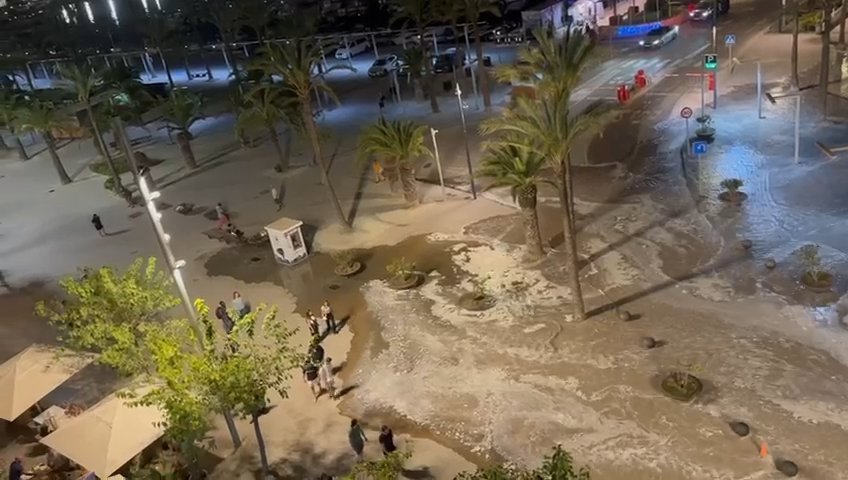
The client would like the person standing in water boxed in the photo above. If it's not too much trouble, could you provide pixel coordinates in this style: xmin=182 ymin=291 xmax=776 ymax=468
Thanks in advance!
xmin=91 ymin=214 xmax=106 ymax=236
xmin=321 ymin=300 xmax=337 ymax=335
xmin=348 ymin=419 xmax=368 ymax=460
xmin=378 ymin=425 xmax=397 ymax=456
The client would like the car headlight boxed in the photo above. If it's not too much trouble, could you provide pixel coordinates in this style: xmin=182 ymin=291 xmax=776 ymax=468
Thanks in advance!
xmin=653 ymin=40 xmax=660 ymax=45
xmin=639 ymin=40 xmax=645 ymax=45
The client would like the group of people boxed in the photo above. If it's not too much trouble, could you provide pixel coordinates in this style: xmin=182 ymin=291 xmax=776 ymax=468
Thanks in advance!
xmin=215 ymin=203 xmax=245 ymax=241
xmin=305 ymin=300 xmax=338 ymax=338
xmin=348 ymin=420 xmax=398 ymax=460
xmin=215 ymin=291 xmax=251 ymax=333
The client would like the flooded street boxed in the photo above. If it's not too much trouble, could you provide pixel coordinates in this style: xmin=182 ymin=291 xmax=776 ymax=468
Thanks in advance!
xmin=201 ymin=83 xmax=848 ymax=479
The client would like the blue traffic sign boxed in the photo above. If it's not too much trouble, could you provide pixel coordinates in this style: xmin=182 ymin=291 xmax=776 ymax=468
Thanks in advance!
xmin=693 ymin=141 xmax=708 ymax=155
xmin=724 ymin=34 xmax=736 ymax=45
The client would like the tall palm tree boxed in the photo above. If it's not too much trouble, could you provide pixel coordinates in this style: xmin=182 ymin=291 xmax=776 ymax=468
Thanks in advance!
xmin=141 ymin=13 xmax=177 ymax=89
xmin=59 ymin=64 xmax=125 ymax=192
xmin=161 ymin=90 xmax=205 ymax=169
xmin=198 ymin=0 xmax=242 ymax=81
xmin=358 ymin=118 xmax=430 ymax=203
xmin=482 ymin=29 xmax=604 ymax=321
xmin=392 ymin=0 xmax=440 ymax=113
xmin=240 ymin=84 xmax=297 ymax=170
xmin=401 ymin=46 xmax=428 ymax=100
xmin=461 ymin=0 xmax=501 ymax=109
xmin=16 ymin=101 xmax=72 ymax=184
xmin=479 ymin=144 xmax=545 ymax=258
xmin=253 ymin=41 xmax=351 ymax=228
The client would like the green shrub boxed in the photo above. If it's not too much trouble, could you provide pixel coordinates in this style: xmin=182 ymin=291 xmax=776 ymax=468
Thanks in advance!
xmin=386 ymin=257 xmax=414 ymax=279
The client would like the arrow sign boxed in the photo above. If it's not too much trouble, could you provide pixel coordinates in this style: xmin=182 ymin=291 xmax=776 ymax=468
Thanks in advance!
xmin=724 ymin=34 xmax=736 ymax=45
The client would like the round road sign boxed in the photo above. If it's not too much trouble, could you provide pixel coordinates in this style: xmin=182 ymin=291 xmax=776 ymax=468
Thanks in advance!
xmin=680 ymin=107 xmax=694 ymax=119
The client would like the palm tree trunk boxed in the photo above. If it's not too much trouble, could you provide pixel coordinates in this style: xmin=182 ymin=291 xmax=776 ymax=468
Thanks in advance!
xmin=267 ymin=122 xmax=287 ymax=170
xmin=301 ymin=99 xmax=351 ymax=228
xmin=13 ymin=134 xmax=27 ymax=160
xmin=473 ymin=24 xmax=491 ymax=109
xmin=159 ymin=49 xmax=175 ymax=89
xmin=176 ymin=131 xmax=197 ymax=169
xmin=86 ymin=104 xmax=122 ymax=190
xmin=419 ymin=27 xmax=440 ymax=113
xmin=557 ymin=165 xmax=585 ymax=321
xmin=517 ymin=184 xmax=543 ymax=258
xmin=251 ymin=412 xmax=270 ymax=474
xmin=399 ymin=163 xmax=418 ymax=203
xmin=791 ymin=7 xmax=800 ymax=89
xmin=841 ymin=0 xmax=847 ymax=44
xmin=22 ymin=64 xmax=34 ymax=90
xmin=44 ymin=133 xmax=71 ymax=184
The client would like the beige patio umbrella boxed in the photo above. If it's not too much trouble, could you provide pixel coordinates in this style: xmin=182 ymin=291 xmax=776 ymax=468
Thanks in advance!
xmin=40 ymin=387 xmax=165 ymax=479
xmin=0 ymin=344 xmax=92 ymax=421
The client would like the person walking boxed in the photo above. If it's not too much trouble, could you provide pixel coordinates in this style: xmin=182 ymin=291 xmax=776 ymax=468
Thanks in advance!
xmin=215 ymin=301 xmax=234 ymax=333
xmin=215 ymin=203 xmax=230 ymax=230
xmin=321 ymin=300 xmax=337 ymax=335
xmin=232 ymin=291 xmax=250 ymax=318
xmin=270 ymin=186 xmax=283 ymax=211
xmin=378 ymin=94 xmax=385 ymax=115
xmin=8 ymin=457 xmax=23 ymax=480
xmin=302 ymin=361 xmax=321 ymax=401
xmin=309 ymin=338 xmax=325 ymax=364
xmin=305 ymin=309 xmax=320 ymax=337
xmin=319 ymin=357 xmax=337 ymax=399
xmin=91 ymin=214 xmax=106 ymax=237
xmin=378 ymin=425 xmax=398 ymax=455
xmin=348 ymin=419 xmax=368 ymax=460
xmin=372 ymin=159 xmax=385 ymax=183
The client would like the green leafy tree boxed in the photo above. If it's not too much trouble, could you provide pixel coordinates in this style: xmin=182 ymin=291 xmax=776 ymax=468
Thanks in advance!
xmin=161 ymin=90 xmax=205 ymax=169
xmin=34 ymin=257 xmax=181 ymax=375
xmin=392 ymin=0 xmax=440 ymax=113
xmin=481 ymin=29 xmax=607 ymax=321
xmin=193 ymin=299 xmax=301 ymax=475
xmin=241 ymin=84 xmax=297 ymax=170
xmin=358 ymin=118 xmax=430 ymax=203
xmin=15 ymin=100 xmax=73 ymax=185
xmin=59 ymin=63 xmax=124 ymax=193
xmin=253 ymin=40 xmax=351 ymax=228
xmin=400 ymin=46 xmax=428 ymax=100
xmin=345 ymin=451 xmax=411 ymax=479
xmin=479 ymin=144 xmax=546 ymax=258
xmin=455 ymin=445 xmax=590 ymax=480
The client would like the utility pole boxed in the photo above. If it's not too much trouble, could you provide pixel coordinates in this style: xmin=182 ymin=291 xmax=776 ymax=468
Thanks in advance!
xmin=454 ymin=83 xmax=477 ymax=199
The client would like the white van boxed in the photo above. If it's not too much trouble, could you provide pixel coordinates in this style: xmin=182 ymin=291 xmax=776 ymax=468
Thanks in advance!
xmin=335 ymin=37 xmax=369 ymax=59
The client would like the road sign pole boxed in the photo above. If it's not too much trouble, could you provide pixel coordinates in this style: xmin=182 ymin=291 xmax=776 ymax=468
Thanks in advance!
xmin=713 ymin=70 xmax=718 ymax=109
xmin=794 ymin=94 xmax=801 ymax=164
xmin=757 ymin=61 xmax=764 ymax=119
xmin=700 ymin=69 xmax=705 ymax=117
xmin=685 ymin=117 xmax=690 ymax=142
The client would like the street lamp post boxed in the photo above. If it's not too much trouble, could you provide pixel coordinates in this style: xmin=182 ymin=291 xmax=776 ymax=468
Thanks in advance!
xmin=462 ymin=25 xmax=479 ymax=110
xmin=429 ymin=128 xmax=447 ymax=201
xmin=454 ymin=83 xmax=477 ymax=199
xmin=765 ymin=91 xmax=802 ymax=164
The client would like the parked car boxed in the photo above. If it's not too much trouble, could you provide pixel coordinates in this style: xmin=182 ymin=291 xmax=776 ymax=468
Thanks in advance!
xmin=392 ymin=31 xmax=420 ymax=46
xmin=433 ymin=48 xmax=466 ymax=74
xmin=689 ymin=0 xmax=729 ymax=20
xmin=335 ymin=37 xmax=369 ymax=59
xmin=368 ymin=55 xmax=401 ymax=77
xmin=638 ymin=25 xmax=678 ymax=48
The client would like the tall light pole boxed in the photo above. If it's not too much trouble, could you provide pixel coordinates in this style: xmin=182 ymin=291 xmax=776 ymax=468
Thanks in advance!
xmin=712 ymin=2 xmax=718 ymax=108
xmin=429 ymin=128 xmax=447 ymax=201
xmin=765 ymin=91 xmax=802 ymax=164
xmin=454 ymin=83 xmax=477 ymax=199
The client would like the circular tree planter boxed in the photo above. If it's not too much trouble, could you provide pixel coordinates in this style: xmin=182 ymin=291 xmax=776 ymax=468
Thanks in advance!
xmin=458 ymin=292 xmax=496 ymax=311
xmin=801 ymin=271 xmax=833 ymax=291
xmin=334 ymin=261 xmax=363 ymax=277
xmin=388 ymin=272 xmax=424 ymax=290
xmin=718 ymin=191 xmax=748 ymax=203
xmin=729 ymin=421 xmax=750 ymax=437
xmin=695 ymin=127 xmax=715 ymax=140
xmin=660 ymin=372 xmax=703 ymax=402
xmin=776 ymin=459 xmax=799 ymax=477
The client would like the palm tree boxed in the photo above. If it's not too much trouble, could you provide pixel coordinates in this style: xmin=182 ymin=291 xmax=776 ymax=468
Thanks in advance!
xmin=461 ymin=0 xmax=501 ymax=109
xmin=482 ymin=29 xmax=604 ymax=321
xmin=16 ymin=101 xmax=72 ymax=184
xmin=0 ymin=93 xmax=28 ymax=160
xmin=401 ymin=46 xmax=428 ymax=100
xmin=392 ymin=0 xmax=440 ymax=113
xmin=241 ymin=84 xmax=297 ymax=170
xmin=199 ymin=0 xmax=242 ymax=81
xmin=59 ymin=64 xmax=125 ymax=192
xmin=161 ymin=90 xmax=205 ymax=169
xmin=253 ymin=41 xmax=351 ymax=228
xmin=479 ymin=144 xmax=546 ymax=258
xmin=142 ymin=13 xmax=177 ymax=89
xmin=358 ymin=118 xmax=430 ymax=203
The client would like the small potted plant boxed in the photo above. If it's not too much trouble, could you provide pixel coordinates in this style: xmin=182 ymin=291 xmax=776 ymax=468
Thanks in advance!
xmin=695 ymin=114 xmax=715 ymax=140
xmin=797 ymin=243 xmax=833 ymax=291
xmin=458 ymin=274 xmax=496 ymax=311
xmin=660 ymin=362 xmax=704 ymax=402
xmin=718 ymin=178 xmax=746 ymax=203
xmin=331 ymin=250 xmax=362 ymax=277
xmin=386 ymin=257 xmax=423 ymax=290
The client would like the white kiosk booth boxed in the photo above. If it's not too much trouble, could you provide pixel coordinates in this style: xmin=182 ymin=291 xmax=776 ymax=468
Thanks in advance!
xmin=265 ymin=217 xmax=308 ymax=266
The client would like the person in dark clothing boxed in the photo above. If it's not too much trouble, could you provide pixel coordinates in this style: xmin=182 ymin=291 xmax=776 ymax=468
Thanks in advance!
xmin=348 ymin=419 xmax=368 ymax=459
xmin=215 ymin=301 xmax=234 ymax=333
xmin=378 ymin=94 xmax=386 ymax=114
xmin=309 ymin=339 xmax=325 ymax=364
xmin=302 ymin=361 xmax=320 ymax=400
xmin=9 ymin=457 xmax=23 ymax=480
xmin=378 ymin=425 xmax=397 ymax=455
xmin=91 ymin=214 xmax=106 ymax=236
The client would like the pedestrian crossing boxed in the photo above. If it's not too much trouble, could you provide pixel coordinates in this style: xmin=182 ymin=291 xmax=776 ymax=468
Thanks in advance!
xmin=572 ymin=57 xmax=680 ymax=102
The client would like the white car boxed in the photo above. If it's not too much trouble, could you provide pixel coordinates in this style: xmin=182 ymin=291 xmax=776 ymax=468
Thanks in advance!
xmin=638 ymin=26 xmax=678 ymax=48
xmin=368 ymin=55 xmax=400 ymax=77
xmin=392 ymin=31 xmax=420 ymax=46
xmin=335 ymin=37 xmax=369 ymax=59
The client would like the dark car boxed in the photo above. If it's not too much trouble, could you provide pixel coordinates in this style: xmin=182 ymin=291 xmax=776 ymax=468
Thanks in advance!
xmin=433 ymin=48 xmax=466 ymax=74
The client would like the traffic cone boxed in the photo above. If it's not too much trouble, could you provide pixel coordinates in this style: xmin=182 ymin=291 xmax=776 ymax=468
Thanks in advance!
xmin=759 ymin=441 xmax=769 ymax=458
